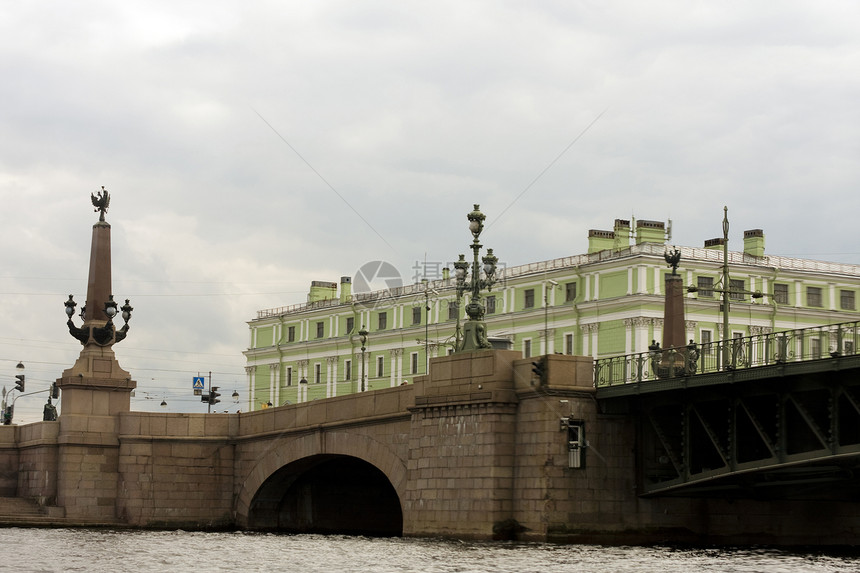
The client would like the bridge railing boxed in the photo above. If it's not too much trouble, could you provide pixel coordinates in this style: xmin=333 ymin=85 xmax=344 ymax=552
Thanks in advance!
xmin=594 ymin=320 xmax=860 ymax=387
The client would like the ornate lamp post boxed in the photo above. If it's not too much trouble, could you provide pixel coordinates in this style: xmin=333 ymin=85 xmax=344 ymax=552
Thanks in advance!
xmin=454 ymin=204 xmax=499 ymax=352
xmin=359 ymin=326 xmax=368 ymax=392
xmin=720 ymin=207 xmax=731 ymax=369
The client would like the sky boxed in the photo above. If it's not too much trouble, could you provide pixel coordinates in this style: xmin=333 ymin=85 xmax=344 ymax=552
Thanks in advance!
xmin=1 ymin=1 xmax=859 ymax=422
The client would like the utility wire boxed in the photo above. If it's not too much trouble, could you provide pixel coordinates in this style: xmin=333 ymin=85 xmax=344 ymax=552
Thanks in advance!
xmin=491 ymin=108 xmax=608 ymax=228
xmin=253 ymin=108 xmax=394 ymax=252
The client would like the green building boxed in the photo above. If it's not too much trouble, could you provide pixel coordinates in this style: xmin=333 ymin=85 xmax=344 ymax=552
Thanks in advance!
xmin=243 ymin=218 xmax=860 ymax=411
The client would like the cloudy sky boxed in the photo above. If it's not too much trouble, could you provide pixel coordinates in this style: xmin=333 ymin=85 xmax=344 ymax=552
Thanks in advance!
xmin=1 ymin=1 xmax=858 ymax=421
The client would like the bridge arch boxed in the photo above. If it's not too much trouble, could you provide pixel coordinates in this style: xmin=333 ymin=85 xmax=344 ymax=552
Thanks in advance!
xmin=235 ymin=431 xmax=407 ymax=535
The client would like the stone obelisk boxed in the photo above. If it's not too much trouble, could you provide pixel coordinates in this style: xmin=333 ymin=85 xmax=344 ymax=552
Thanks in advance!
xmin=55 ymin=188 xmax=135 ymax=520
xmin=659 ymin=247 xmax=687 ymax=376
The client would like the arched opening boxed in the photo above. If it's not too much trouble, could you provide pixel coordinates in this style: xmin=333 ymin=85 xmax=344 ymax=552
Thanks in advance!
xmin=248 ymin=454 xmax=403 ymax=536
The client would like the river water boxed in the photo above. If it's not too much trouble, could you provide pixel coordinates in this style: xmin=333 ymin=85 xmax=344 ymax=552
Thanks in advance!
xmin=1 ymin=529 xmax=858 ymax=572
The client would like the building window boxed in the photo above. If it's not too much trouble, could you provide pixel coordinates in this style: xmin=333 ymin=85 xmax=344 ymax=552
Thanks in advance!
xmin=447 ymin=348 xmax=454 ymax=356
xmin=697 ymin=276 xmax=714 ymax=298
xmin=773 ymin=283 xmax=789 ymax=304
xmin=701 ymin=329 xmax=712 ymax=354
xmin=376 ymin=355 xmax=384 ymax=377
xmin=729 ymin=279 xmax=745 ymax=301
xmin=288 ymin=326 xmax=296 ymax=342
xmin=344 ymin=359 xmax=351 ymax=381
xmin=807 ymin=286 xmax=823 ymax=307
xmin=412 ymin=306 xmax=421 ymax=325
xmin=841 ymin=290 xmax=855 ymax=310
xmin=846 ymin=341 xmax=855 ymax=355
xmin=524 ymin=289 xmax=535 ymax=309
xmin=565 ymin=282 xmax=577 ymax=302
xmin=524 ymin=339 xmax=532 ymax=358
xmin=448 ymin=301 xmax=459 ymax=320
xmin=486 ymin=295 xmax=496 ymax=315
xmin=378 ymin=312 xmax=387 ymax=330
xmin=565 ymin=333 xmax=573 ymax=355
xmin=314 ymin=363 xmax=321 ymax=384
xmin=346 ymin=317 xmax=354 ymax=334
xmin=411 ymin=352 xmax=419 ymax=374
xmin=286 ymin=366 xmax=293 ymax=387
xmin=315 ymin=322 xmax=324 ymax=338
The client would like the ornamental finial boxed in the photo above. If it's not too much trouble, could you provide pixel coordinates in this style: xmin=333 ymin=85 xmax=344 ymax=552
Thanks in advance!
xmin=91 ymin=186 xmax=110 ymax=222
xmin=664 ymin=246 xmax=681 ymax=275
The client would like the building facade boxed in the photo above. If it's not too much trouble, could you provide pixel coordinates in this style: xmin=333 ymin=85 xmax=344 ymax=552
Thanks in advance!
xmin=244 ymin=218 xmax=860 ymax=411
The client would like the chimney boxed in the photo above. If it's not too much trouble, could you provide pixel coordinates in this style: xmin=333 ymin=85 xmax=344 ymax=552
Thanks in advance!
xmin=308 ymin=280 xmax=337 ymax=303
xmin=744 ymin=229 xmax=765 ymax=257
xmin=704 ymin=238 xmax=726 ymax=251
xmin=339 ymin=276 xmax=352 ymax=303
xmin=635 ymin=219 xmax=665 ymax=245
xmin=588 ymin=229 xmax=615 ymax=254
xmin=613 ymin=219 xmax=631 ymax=249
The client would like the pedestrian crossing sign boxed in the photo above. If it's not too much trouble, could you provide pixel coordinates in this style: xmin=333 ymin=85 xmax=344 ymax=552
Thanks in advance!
xmin=193 ymin=377 xmax=205 ymax=390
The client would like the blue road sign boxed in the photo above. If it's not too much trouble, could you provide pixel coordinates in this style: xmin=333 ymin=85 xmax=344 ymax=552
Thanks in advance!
xmin=193 ymin=376 xmax=205 ymax=390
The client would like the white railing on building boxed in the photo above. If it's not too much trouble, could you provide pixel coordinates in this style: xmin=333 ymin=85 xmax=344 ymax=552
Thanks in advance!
xmin=255 ymin=245 xmax=860 ymax=320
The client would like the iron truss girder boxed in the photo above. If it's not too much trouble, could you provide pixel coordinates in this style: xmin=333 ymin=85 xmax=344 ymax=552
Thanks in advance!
xmin=610 ymin=366 xmax=860 ymax=499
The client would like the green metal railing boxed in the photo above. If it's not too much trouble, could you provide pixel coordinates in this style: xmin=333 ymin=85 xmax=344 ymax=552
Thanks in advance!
xmin=594 ymin=320 xmax=860 ymax=387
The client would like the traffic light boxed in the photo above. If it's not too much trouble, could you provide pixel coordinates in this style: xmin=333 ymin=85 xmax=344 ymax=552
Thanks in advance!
xmin=531 ymin=356 xmax=547 ymax=385
xmin=51 ymin=382 xmax=59 ymax=399
xmin=3 ymin=406 xmax=12 ymax=425
xmin=209 ymin=387 xmax=221 ymax=405
xmin=14 ymin=374 xmax=24 ymax=393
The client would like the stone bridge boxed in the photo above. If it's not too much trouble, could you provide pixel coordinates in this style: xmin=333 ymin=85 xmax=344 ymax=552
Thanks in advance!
xmin=0 ymin=351 xmax=597 ymax=541
xmin=3 ymin=349 xmax=860 ymax=545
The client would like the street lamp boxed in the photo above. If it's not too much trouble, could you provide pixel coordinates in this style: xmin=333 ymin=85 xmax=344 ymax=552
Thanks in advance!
xmin=64 ymin=293 xmax=133 ymax=346
xmin=422 ymin=280 xmax=439 ymax=373
xmin=232 ymin=390 xmax=239 ymax=403
xmin=544 ymin=280 xmax=558 ymax=354
xmin=454 ymin=204 xmax=498 ymax=352
xmin=359 ymin=326 xmax=368 ymax=392
xmin=687 ymin=207 xmax=763 ymax=369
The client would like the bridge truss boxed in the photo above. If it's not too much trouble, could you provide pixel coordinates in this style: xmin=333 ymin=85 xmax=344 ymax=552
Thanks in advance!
xmin=596 ymin=322 xmax=860 ymax=499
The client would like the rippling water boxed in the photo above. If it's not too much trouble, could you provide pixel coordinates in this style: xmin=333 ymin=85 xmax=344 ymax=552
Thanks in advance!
xmin=2 ymin=529 xmax=859 ymax=573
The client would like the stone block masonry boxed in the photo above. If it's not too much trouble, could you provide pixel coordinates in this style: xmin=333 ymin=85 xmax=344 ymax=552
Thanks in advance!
xmin=1 ymin=349 xmax=859 ymax=544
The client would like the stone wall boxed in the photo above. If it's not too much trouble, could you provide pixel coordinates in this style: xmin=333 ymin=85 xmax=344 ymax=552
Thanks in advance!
xmin=403 ymin=350 xmax=521 ymax=539
xmin=510 ymin=355 xmax=597 ymax=540
xmin=17 ymin=422 xmax=59 ymax=504
xmin=0 ymin=426 xmax=19 ymax=496
xmin=117 ymin=412 xmax=235 ymax=527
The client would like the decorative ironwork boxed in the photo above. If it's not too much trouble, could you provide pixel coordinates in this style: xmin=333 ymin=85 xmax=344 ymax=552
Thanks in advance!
xmin=64 ymin=293 xmax=132 ymax=347
xmin=454 ymin=204 xmax=498 ymax=352
xmin=595 ymin=320 xmax=860 ymax=387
